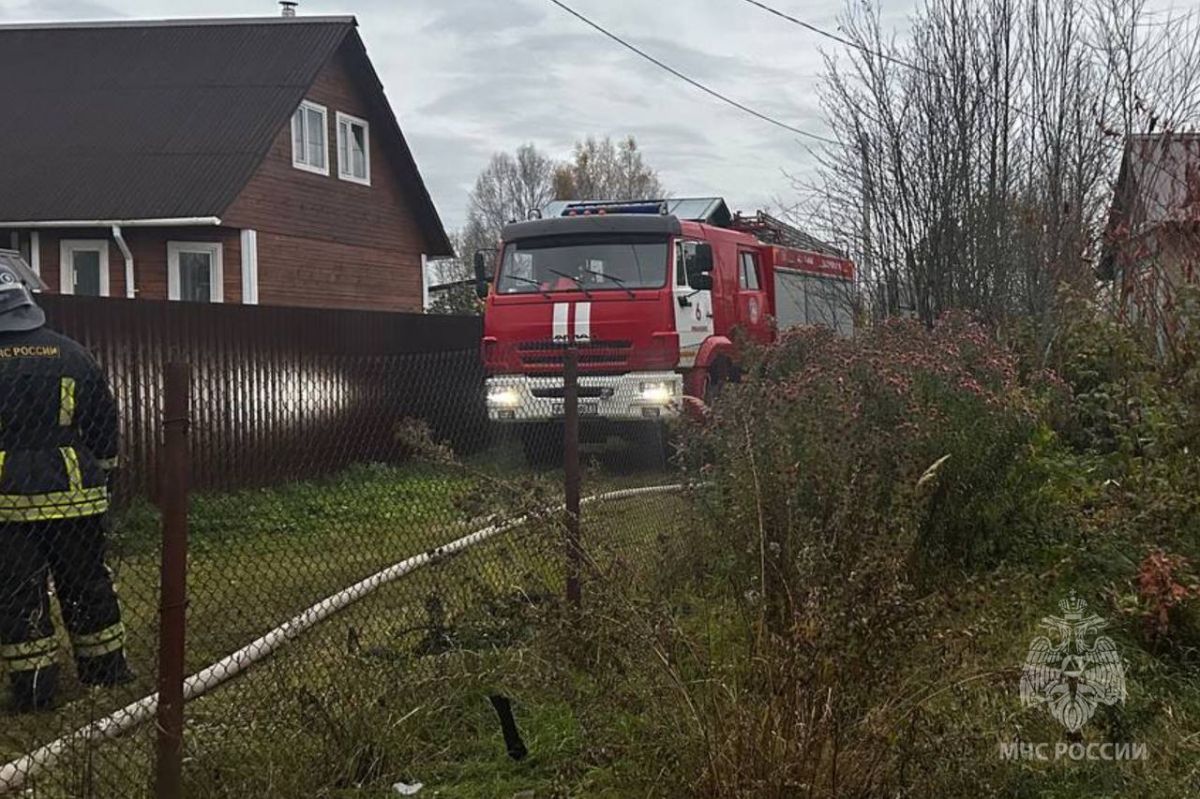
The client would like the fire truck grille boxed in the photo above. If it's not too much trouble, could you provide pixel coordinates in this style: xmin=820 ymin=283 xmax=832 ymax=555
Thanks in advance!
xmin=515 ymin=340 xmax=633 ymax=372
xmin=516 ymin=340 xmax=633 ymax=350
xmin=530 ymin=386 xmax=609 ymax=399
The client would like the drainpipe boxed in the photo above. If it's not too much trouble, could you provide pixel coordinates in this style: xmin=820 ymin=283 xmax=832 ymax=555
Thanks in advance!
xmin=112 ymin=224 xmax=134 ymax=299
xmin=421 ymin=254 xmax=429 ymax=310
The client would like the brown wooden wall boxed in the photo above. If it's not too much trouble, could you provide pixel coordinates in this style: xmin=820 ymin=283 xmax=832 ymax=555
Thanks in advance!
xmin=222 ymin=38 xmax=430 ymax=312
xmin=40 ymin=295 xmax=486 ymax=500
xmin=255 ymin=231 xmax=422 ymax=310
xmin=11 ymin=226 xmax=243 ymax=303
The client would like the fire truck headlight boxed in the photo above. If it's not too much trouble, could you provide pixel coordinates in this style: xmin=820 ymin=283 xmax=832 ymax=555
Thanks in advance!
xmin=487 ymin=387 xmax=522 ymax=408
xmin=639 ymin=382 xmax=674 ymax=404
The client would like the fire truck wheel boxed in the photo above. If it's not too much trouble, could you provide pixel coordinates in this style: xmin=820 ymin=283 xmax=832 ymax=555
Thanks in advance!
xmin=703 ymin=358 xmax=734 ymax=406
xmin=519 ymin=424 xmax=563 ymax=468
xmin=631 ymin=422 xmax=675 ymax=470
xmin=653 ymin=423 xmax=677 ymax=470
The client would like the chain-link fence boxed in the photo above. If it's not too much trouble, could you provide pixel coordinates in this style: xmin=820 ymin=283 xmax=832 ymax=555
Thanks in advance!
xmin=0 ymin=303 xmax=687 ymax=798
xmin=0 ymin=321 xmax=142 ymax=799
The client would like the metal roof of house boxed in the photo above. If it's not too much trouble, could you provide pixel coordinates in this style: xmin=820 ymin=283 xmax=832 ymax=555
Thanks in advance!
xmin=0 ymin=16 xmax=453 ymax=255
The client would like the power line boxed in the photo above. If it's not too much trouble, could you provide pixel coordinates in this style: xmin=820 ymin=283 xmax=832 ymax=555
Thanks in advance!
xmin=736 ymin=0 xmax=1072 ymax=135
xmin=544 ymin=0 xmax=838 ymax=145
xmin=739 ymin=0 xmax=938 ymax=76
xmin=737 ymin=0 xmax=1164 ymax=159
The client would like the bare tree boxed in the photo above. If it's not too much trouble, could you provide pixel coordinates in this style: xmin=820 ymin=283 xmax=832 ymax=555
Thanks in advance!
xmin=464 ymin=143 xmax=556 ymax=259
xmin=461 ymin=136 xmax=669 ymax=265
xmin=426 ymin=230 xmax=481 ymax=315
xmin=553 ymin=135 xmax=665 ymax=201
xmin=811 ymin=0 xmax=1200 ymax=351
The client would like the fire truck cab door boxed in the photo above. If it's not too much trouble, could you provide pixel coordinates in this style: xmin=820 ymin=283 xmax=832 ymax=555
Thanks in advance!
xmin=674 ymin=240 xmax=713 ymax=368
xmin=736 ymin=249 xmax=771 ymax=344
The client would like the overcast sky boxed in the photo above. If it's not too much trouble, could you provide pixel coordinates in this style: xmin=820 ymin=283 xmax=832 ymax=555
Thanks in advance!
xmin=0 ymin=0 xmax=922 ymax=230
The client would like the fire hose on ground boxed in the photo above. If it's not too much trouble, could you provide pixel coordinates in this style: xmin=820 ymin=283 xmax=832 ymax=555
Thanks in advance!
xmin=0 ymin=483 xmax=688 ymax=794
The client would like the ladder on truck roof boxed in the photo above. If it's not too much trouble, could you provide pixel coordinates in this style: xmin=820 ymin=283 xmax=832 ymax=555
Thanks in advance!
xmin=729 ymin=211 xmax=843 ymax=258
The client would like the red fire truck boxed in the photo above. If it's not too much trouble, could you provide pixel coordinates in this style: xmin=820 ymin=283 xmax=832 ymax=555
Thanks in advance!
xmin=473 ymin=198 xmax=854 ymax=461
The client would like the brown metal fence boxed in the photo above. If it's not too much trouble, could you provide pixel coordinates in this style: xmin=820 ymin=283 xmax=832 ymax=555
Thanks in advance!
xmin=39 ymin=296 xmax=488 ymax=497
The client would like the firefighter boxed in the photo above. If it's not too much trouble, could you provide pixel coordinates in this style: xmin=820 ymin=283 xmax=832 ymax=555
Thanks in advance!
xmin=0 ymin=256 xmax=131 ymax=712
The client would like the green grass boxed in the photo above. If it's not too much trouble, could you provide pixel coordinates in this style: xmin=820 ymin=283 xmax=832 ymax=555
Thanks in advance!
xmin=0 ymin=444 xmax=677 ymax=798
xmin=162 ymin=491 xmax=695 ymax=798
xmin=8 ymin=440 xmax=1200 ymax=798
xmin=0 ymin=463 xmax=476 ymax=785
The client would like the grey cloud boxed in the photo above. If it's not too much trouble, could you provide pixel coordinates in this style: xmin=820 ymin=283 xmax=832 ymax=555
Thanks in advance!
xmin=623 ymin=34 xmax=802 ymax=84
xmin=0 ymin=0 xmax=120 ymax=19
xmin=420 ymin=0 xmax=545 ymax=36
xmin=393 ymin=0 xmax=842 ymax=229
xmin=0 ymin=0 xmax=851 ymax=232
xmin=404 ymin=129 xmax=496 ymax=229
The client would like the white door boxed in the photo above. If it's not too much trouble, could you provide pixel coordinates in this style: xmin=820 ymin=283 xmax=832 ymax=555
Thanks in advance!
xmin=674 ymin=240 xmax=713 ymax=368
xmin=59 ymin=240 xmax=110 ymax=297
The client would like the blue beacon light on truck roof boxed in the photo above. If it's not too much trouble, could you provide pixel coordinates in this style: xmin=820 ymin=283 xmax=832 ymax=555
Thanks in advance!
xmin=561 ymin=200 xmax=669 ymax=217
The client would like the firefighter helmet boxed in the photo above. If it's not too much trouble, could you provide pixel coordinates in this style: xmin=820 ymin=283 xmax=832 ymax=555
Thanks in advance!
xmin=0 ymin=250 xmax=46 ymax=332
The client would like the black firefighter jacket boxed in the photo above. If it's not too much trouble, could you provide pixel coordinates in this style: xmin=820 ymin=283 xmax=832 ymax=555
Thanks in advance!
xmin=0 ymin=326 xmax=118 ymax=522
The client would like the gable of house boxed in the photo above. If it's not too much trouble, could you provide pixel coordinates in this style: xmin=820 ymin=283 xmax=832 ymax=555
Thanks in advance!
xmin=219 ymin=33 xmax=443 ymax=308
xmin=1100 ymin=133 xmax=1200 ymax=348
xmin=0 ymin=16 xmax=451 ymax=258
xmin=1102 ymin=133 xmax=1200 ymax=275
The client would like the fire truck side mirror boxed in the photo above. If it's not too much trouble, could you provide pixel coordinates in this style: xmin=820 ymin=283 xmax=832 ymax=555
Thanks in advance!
xmin=686 ymin=243 xmax=714 ymax=290
xmin=473 ymin=251 xmax=492 ymax=299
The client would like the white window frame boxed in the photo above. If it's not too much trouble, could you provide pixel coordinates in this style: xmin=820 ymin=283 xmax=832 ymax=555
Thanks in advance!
xmin=740 ymin=251 xmax=761 ymax=290
xmin=291 ymin=99 xmax=329 ymax=176
xmin=336 ymin=111 xmax=371 ymax=186
xmin=167 ymin=241 xmax=224 ymax=303
xmin=59 ymin=239 xmax=110 ymax=297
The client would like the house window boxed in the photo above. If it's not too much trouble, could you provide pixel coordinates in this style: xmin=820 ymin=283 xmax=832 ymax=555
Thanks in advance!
xmin=291 ymin=100 xmax=328 ymax=175
xmin=168 ymin=242 xmax=223 ymax=303
xmin=60 ymin=240 xmax=110 ymax=297
xmin=336 ymin=112 xmax=370 ymax=185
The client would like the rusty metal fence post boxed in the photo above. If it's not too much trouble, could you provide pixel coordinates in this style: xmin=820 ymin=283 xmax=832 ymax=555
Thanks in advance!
xmin=563 ymin=347 xmax=582 ymax=606
xmin=156 ymin=363 xmax=191 ymax=799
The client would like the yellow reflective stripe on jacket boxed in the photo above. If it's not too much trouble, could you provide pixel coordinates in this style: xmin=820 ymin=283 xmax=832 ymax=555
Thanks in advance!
xmin=61 ymin=446 xmax=81 ymax=488
xmin=59 ymin=377 xmax=76 ymax=427
xmin=71 ymin=623 xmax=125 ymax=659
xmin=0 ymin=491 xmax=108 ymax=521
xmin=0 ymin=447 xmax=109 ymax=521
xmin=1 ymin=638 xmax=57 ymax=658
xmin=1 ymin=637 xmax=58 ymax=673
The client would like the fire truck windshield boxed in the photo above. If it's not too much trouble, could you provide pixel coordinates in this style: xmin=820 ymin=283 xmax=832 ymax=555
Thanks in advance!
xmin=496 ymin=235 xmax=668 ymax=295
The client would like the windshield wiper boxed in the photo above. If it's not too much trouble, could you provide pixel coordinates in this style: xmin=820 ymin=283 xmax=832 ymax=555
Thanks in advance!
xmin=582 ymin=268 xmax=635 ymax=298
xmin=547 ymin=268 xmax=593 ymax=298
xmin=502 ymin=275 xmax=552 ymax=299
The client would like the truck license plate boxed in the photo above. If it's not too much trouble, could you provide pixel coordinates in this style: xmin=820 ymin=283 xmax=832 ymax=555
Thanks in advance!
xmin=552 ymin=401 xmax=598 ymax=417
